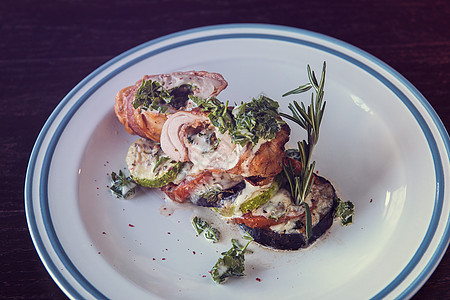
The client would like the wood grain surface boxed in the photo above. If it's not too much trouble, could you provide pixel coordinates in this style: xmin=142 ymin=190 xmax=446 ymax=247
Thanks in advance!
xmin=0 ymin=0 xmax=449 ymax=298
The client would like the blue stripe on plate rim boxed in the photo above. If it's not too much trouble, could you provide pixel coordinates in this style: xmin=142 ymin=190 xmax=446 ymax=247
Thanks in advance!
xmin=25 ymin=23 xmax=450 ymax=299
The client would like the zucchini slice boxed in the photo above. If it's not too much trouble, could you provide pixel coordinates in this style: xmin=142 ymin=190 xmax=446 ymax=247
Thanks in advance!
xmin=238 ymin=176 xmax=281 ymax=213
xmin=218 ymin=176 xmax=281 ymax=217
xmin=126 ymin=138 xmax=184 ymax=188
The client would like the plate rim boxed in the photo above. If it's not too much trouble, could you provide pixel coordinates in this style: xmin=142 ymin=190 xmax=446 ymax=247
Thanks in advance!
xmin=24 ymin=23 xmax=450 ymax=299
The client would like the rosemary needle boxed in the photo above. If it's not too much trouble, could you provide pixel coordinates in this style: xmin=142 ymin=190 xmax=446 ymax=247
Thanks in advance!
xmin=280 ymin=62 xmax=327 ymax=239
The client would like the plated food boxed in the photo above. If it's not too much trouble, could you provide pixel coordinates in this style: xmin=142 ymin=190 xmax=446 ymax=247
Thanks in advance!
xmin=26 ymin=25 xmax=449 ymax=298
xmin=111 ymin=63 xmax=354 ymax=282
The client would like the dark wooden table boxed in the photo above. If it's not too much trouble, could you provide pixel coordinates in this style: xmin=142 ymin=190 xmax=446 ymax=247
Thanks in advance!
xmin=1 ymin=0 xmax=449 ymax=298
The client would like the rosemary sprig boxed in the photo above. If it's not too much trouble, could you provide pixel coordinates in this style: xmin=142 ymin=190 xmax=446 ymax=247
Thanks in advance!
xmin=283 ymin=157 xmax=315 ymax=206
xmin=280 ymin=62 xmax=327 ymax=239
xmin=283 ymin=148 xmax=315 ymax=239
xmin=280 ymin=62 xmax=326 ymax=167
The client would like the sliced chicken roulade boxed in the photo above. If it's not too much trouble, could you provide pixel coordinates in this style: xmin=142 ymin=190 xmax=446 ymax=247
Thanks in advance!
xmin=160 ymin=109 xmax=290 ymax=179
xmin=114 ymin=71 xmax=228 ymax=142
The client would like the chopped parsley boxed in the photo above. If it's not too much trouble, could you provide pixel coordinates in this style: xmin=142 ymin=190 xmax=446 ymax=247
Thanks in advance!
xmin=189 ymin=96 xmax=233 ymax=134
xmin=109 ymin=170 xmax=137 ymax=199
xmin=132 ymin=79 xmax=193 ymax=113
xmin=191 ymin=95 xmax=284 ymax=146
xmin=192 ymin=216 xmax=221 ymax=243
xmin=334 ymin=198 xmax=355 ymax=225
xmin=210 ymin=235 xmax=253 ymax=284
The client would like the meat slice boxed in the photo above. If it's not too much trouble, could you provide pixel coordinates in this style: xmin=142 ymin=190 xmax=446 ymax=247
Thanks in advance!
xmin=160 ymin=111 xmax=290 ymax=178
xmin=160 ymin=110 xmax=247 ymax=173
xmin=114 ymin=71 xmax=228 ymax=142
xmin=160 ymin=110 xmax=211 ymax=162
xmin=142 ymin=71 xmax=228 ymax=100
xmin=228 ymin=124 xmax=291 ymax=178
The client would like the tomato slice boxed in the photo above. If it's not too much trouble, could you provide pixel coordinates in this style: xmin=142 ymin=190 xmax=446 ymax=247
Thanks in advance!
xmin=234 ymin=213 xmax=279 ymax=228
xmin=234 ymin=212 xmax=301 ymax=229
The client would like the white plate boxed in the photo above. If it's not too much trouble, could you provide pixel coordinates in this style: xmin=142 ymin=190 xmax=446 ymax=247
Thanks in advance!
xmin=25 ymin=24 xmax=450 ymax=299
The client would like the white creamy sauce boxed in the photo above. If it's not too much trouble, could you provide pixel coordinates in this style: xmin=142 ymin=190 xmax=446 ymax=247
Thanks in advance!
xmin=160 ymin=75 xmax=198 ymax=93
xmin=186 ymin=130 xmax=246 ymax=175
xmin=184 ymin=98 xmax=197 ymax=111
xmin=190 ymin=172 xmax=242 ymax=200
xmin=159 ymin=73 xmax=221 ymax=108
xmin=253 ymin=189 xmax=292 ymax=219
xmin=172 ymin=162 xmax=193 ymax=185
xmin=269 ymin=219 xmax=298 ymax=234
xmin=220 ymin=180 xmax=274 ymax=218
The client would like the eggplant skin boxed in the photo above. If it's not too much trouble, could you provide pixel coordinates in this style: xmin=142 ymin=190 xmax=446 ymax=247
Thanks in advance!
xmin=239 ymin=203 xmax=336 ymax=250
xmin=240 ymin=176 xmax=338 ymax=250
xmin=194 ymin=181 xmax=246 ymax=207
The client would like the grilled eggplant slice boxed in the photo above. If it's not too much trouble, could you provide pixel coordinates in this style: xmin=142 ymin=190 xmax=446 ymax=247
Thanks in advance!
xmin=237 ymin=175 xmax=338 ymax=250
xmin=194 ymin=181 xmax=246 ymax=207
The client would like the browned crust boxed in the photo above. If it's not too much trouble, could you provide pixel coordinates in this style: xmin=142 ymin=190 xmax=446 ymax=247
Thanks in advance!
xmin=114 ymin=85 xmax=135 ymax=135
xmin=228 ymin=123 xmax=291 ymax=178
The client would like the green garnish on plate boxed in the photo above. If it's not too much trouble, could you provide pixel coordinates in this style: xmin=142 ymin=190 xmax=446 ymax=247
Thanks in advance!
xmin=192 ymin=216 xmax=221 ymax=243
xmin=109 ymin=170 xmax=137 ymax=200
xmin=210 ymin=233 xmax=253 ymax=284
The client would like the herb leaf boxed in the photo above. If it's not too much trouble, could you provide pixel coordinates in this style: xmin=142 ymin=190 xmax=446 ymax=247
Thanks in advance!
xmin=191 ymin=95 xmax=284 ymax=146
xmin=190 ymin=96 xmax=233 ymax=134
xmin=335 ymin=199 xmax=355 ymax=225
xmin=283 ymin=158 xmax=315 ymax=239
xmin=109 ymin=170 xmax=137 ymax=199
xmin=192 ymin=216 xmax=221 ymax=242
xmin=302 ymin=201 xmax=312 ymax=238
xmin=133 ymin=80 xmax=193 ymax=112
xmin=210 ymin=236 xmax=253 ymax=284
xmin=282 ymin=83 xmax=312 ymax=97
xmin=280 ymin=62 xmax=327 ymax=166
xmin=283 ymin=63 xmax=355 ymax=229
xmin=232 ymin=95 xmax=285 ymax=146
xmin=204 ymin=227 xmax=221 ymax=242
